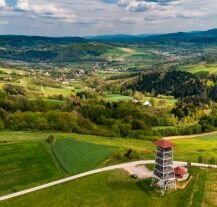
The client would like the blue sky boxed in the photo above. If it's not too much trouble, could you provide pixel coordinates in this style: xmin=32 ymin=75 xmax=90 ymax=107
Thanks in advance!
xmin=0 ymin=0 xmax=217 ymax=36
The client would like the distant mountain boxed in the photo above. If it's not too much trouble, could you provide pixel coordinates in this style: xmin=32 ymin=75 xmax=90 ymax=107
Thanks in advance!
xmin=88 ymin=28 xmax=217 ymax=44
xmin=0 ymin=35 xmax=87 ymax=49
xmin=87 ymin=34 xmax=157 ymax=43
xmin=1 ymin=28 xmax=217 ymax=64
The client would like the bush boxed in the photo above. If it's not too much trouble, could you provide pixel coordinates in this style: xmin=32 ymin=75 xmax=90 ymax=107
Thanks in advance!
xmin=46 ymin=135 xmax=55 ymax=144
xmin=3 ymin=84 xmax=26 ymax=96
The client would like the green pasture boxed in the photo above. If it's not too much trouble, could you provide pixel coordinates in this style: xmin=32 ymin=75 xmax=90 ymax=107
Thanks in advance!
xmin=179 ymin=64 xmax=217 ymax=74
xmin=52 ymin=139 xmax=117 ymax=174
xmin=0 ymin=141 xmax=60 ymax=196
xmin=0 ymin=130 xmax=217 ymax=198
xmin=0 ymin=130 xmax=217 ymax=163
xmin=103 ymin=94 xmax=133 ymax=101
xmin=143 ymin=96 xmax=177 ymax=107
xmin=1 ymin=167 xmax=216 ymax=207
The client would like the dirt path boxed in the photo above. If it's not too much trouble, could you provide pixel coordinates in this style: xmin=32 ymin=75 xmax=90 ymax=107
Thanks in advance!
xmin=41 ymin=85 xmax=46 ymax=97
xmin=123 ymin=165 xmax=153 ymax=179
xmin=1 ymin=160 xmax=216 ymax=202
xmin=163 ymin=131 xmax=217 ymax=140
xmin=0 ymin=160 xmax=154 ymax=202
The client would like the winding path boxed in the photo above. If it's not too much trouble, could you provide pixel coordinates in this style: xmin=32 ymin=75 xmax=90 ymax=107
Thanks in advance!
xmin=163 ymin=130 xmax=217 ymax=140
xmin=0 ymin=160 xmax=153 ymax=202
xmin=1 ymin=160 xmax=217 ymax=202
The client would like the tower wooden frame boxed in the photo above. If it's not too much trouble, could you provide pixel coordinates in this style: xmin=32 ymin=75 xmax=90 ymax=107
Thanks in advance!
xmin=151 ymin=140 xmax=177 ymax=195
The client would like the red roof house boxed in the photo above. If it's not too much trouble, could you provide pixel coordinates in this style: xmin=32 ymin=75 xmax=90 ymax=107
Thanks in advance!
xmin=175 ymin=167 xmax=188 ymax=178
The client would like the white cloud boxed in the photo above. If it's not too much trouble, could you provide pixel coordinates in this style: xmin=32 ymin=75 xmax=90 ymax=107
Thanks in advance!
xmin=16 ymin=0 xmax=29 ymax=11
xmin=1 ymin=0 xmax=217 ymax=36
xmin=16 ymin=0 xmax=77 ymax=23
xmin=126 ymin=1 xmax=156 ymax=12
xmin=0 ymin=0 xmax=6 ymax=8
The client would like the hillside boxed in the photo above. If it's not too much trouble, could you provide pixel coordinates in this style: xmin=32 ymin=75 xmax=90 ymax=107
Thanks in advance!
xmin=0 ymin=36 xmax=86 ymax=49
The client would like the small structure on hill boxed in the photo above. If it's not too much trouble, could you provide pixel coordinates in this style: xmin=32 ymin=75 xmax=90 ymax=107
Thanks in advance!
xmin=151 ymin=140 xmax=177 ymax=195
xmin=175 ymin=166 xmax=189 ymax=181
xmin=143 ymin=101 xmax=151 ymax=107
xmin=132 ymin=99 xmax=139 ymax=104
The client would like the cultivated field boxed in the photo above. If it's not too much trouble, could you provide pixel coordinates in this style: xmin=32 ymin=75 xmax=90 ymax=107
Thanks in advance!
xmin=103 ymin=94 xmax=133 ymax=101
xmin=179 ymin=64 xmax=217 ymax=74
xmin=52 ymin=139 xmax=117 ymax=174
xmin=0 ymin=142 xmax=61 ymax=196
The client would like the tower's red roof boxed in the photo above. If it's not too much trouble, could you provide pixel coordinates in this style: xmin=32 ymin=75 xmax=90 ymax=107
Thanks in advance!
xmin=175 ymin=167 xmax=188 ymax=176
xmin=154 ymin=140 xmax=175 ymax=149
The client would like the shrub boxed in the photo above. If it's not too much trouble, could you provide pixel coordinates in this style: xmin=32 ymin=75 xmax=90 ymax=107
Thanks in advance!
xmin=46 ymin=135 xmax=55 ymax=144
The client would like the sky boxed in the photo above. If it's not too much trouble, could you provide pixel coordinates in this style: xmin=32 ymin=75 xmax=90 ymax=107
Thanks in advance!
xmin=0 ymin=0 xmax=217 ymax=36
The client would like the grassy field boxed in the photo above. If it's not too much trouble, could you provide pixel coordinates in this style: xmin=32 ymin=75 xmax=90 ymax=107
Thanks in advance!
xmin=103 ymin=94 xmax=133 ymax=101
xmin=52 ymin=139 xmax=117 ymax=174
xmin=143 ymin=96 xmax=177 ymax=107
xmin=179 ymin=64 xmax=217 ymax=74
xmin=0 ymin=141 xmax=61 ymax=196
xmin=0 ymin=132 xmax=121 ymax=196
xmin=1 ymin=167 xmax=216 ymax=207
xmin=0 ymin=131 xmax=217 ymax=162
xmin=0 ymin=130 xmax=217 ymax=198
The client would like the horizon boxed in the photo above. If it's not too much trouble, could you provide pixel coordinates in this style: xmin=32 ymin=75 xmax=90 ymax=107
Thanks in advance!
xmin=1 ymin=0 xmax=217 ymax=36
xmin=0 ymin=27 xmax=216 ymax=38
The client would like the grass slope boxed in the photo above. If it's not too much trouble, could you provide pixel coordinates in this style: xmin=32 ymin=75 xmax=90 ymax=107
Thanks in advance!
xmin=103 ymin=94 xmax=133 ymax=101
xmin=0 ymin=142 xmax=60 ymax=196
xmin=1 ymin=168 xmax=216 ymax=207
xmin=179 ymin=64 xmax=217 ymax=74
xmin=52 ymin=139 xmax=117 ymax=174
xmin=0 ymin=131 xmax=217 ymax=163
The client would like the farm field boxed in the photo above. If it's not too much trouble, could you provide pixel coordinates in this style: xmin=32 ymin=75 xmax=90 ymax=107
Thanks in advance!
xmin=179 ymin=64 xmax=217 ymax=74
xmin=52 ymin=139 xmax=117 ymax=174
xmin=103 ymin=94 xmax=133 ymax=101
xmin=41 ymin=86 xmax=74 ymax=97
xmin=1 ymin=167 xmax=216 ymax=207
xmin=0 ymin=141 xmax=61 ymax=196
xmin=0 ymin=132 xmax=120 ymax=196
xmin=0 ymin=131 xmax=217 ymax=162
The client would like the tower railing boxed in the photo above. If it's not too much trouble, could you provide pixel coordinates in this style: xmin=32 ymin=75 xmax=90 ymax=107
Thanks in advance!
xmin=151 ymin=140 xmax=177 ymax=195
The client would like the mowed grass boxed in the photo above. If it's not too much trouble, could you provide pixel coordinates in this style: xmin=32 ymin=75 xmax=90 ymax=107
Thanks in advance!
xmin=173 ymin=136 xmax=217 ymax=163
xmin=103 ymin=94 xmax=133 ymax=101
xmin=52 ymin=139 xmax=117 ymax=174
xmin=0 ymin=142 xmax=61 ymax=196
xmin=1 ymin=167 xmax=216 ymax=207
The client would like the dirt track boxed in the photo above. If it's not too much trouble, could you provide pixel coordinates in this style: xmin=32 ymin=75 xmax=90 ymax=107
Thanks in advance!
xmin=163 ymin=131 xmax=217 ymax=140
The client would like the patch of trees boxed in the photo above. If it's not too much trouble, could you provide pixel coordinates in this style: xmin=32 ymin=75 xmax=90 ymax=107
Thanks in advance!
xmin=199 ymin=109 xmax=217 ymax=132
xmin=3 ymin=84 xmax=26 ymax=96
xmin=131 ymin=70 xmax=206 ymax=98
xmin=0 ymin=43 xmax=109 ymax=63
xmin=154 ymin=124 xmax=202 ymax=137
xmin=171 ymin=96 xmax=210 ymax=119
xmin=0 ymin=87 xmax=179 ymax=138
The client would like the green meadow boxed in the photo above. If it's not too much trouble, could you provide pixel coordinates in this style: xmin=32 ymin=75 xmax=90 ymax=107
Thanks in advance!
xmin=103 ymin=94 xmax=133 ymax=101
xmin=1 ymin=167 xmax=216 ymax=207
xmin=0 ymin=141 xmax=61 ymax=196
xmin=179 ymin=64 xmax=217 ymax=74
xmin=52 ymin=139 xmax=117 ymax=174
xmin=0 ymin=131 xmax=217 ymax=198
